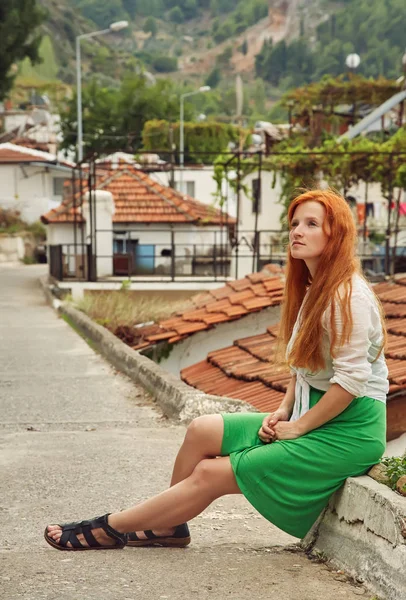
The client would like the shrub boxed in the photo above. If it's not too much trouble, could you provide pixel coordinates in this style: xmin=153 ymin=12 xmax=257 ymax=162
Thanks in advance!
xmin=152 ymin=55 xmax=178 ymax=72
xmin=169 ymin=6 xmax=184 ymax=23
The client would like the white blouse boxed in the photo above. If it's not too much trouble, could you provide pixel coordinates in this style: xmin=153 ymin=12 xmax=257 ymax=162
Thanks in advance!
xmin=288 ymin=274 xmax=389 ymax=422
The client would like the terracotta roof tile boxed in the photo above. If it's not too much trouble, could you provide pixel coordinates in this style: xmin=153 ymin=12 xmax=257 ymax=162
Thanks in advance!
xmin=0 ymin=142 xmax=73 ymax=168
xmin=181 ymin=361 xmax=284 ymax=412
xmin=246 ymin=272 xmax=269 ymax=283
xmin=228 ymin=290 xmax=256 ymax=305
xmin=202 ymin=313 xmax=231 ymax=325
xmin=41 ymin=165 xmax=235 ymax=226
xmin=172 ymin=322 xmax=209 ymax=335
xmin=222 ymin=305 xmax=249 ymax=318
xmin=168 ymin=335 xmax=186 ymax=344
xmin=227 ymin=279 xmax=254 ymax=292
xmin=241 ymin=296 xmax=273 ymax=311
xmin=116 ymin=271 xmax=284 ymax=351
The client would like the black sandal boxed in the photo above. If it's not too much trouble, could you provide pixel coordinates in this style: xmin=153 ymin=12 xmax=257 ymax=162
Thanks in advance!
xmin=127 ymin=523 xmax=190 ymax=548
xmin=44 ymin=513 xmax=127 ymax=551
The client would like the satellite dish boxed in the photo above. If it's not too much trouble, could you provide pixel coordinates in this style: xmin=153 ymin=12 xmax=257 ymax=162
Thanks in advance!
xmin=236 ymin=75 xmax=243 ymax=119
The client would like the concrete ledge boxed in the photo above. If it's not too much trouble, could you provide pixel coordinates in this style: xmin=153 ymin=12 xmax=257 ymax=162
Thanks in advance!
xmin=39 ymin=276 xmax=255 ymax=423
xmin=302 ymin=476 xmax=406 ymax=600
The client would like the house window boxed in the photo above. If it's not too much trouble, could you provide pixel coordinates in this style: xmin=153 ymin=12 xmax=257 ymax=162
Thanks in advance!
xmin=252 ymin=178 xmax=261 ymax=214
xmin=176 ymin=181 xmax=195 ymax=197
xmin=53 ymin=178 xmax=65 ymax=197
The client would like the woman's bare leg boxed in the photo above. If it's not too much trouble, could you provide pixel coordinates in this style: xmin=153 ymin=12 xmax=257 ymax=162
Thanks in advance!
xmin=170 ymin=415 xmax=224 ymax=486
xmin=46 ymin=456 xmax=241 ymax=547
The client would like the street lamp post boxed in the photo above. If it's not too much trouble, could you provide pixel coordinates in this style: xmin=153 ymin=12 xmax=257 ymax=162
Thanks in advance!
xmin=345 ymin=53 xmax=361 ymax=126
xmin=76 ymin=20 xmax=128 ymax=163
xmin=179 ymin=85 xmax=210 ymax=194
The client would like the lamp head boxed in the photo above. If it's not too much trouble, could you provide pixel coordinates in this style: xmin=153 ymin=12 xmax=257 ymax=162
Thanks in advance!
xmin=345 ymin=53 xmax=361 ymax=70
xmin=110 ymin=20 xmax=129 ymax=32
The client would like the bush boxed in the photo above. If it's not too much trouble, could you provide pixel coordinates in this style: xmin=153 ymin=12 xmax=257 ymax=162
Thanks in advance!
xmin=205 ymin=66 xmax=221 ymax=88
xmin=380 ymin=455 xmax=406 ymax=490
xmin=152 ymin=55 xmax=178 ymax=72
xmin=169 ymin=6 xmax=184 ymax=23
xmin=143 ymin=16 xmax=158 ymax=36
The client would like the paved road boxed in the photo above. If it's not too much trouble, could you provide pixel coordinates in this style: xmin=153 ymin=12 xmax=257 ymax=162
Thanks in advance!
xmin=0 ymin=264 xmax=372 ymax=600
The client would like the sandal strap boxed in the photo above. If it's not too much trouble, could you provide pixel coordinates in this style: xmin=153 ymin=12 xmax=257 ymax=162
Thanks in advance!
xmin=144 ymin=530 xmax=158 ymax=540
xmin=127 ymin=529 xmax=157 ymax=541
xmin=127 ymin=524 xmax=190 ymax=542
xmin=58 ymin=514 xmax=127 ymax=548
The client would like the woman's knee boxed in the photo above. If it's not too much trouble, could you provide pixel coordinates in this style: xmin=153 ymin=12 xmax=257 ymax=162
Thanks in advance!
xmin=191 ymin=458 xmax=219 ymax=489
xmin=185 ymin=414 xmax=222 ymax=447
xmin=191 ymin=457 xmax=240 ymax=496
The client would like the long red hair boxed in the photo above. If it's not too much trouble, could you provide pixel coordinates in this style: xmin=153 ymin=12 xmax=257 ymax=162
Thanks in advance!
xmin=279 ymin=189 xmax=385 ymax=372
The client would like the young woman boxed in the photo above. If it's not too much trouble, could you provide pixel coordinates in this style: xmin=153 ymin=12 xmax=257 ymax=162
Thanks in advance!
xmin=45 ymin=189 xmax=388 ymax=550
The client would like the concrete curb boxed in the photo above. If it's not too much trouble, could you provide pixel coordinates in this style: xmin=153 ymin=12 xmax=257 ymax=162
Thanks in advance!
xmin=302 ymin=475 xmax=406 ymax=600
xmin=39 ymin=275 xmax=256 ymax=423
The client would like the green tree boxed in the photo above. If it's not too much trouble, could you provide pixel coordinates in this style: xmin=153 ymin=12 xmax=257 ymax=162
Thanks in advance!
xmin=143 ymin=16 xmax=158 ymax=36
xmin=133 ymin=0 xmax=164 ymax=17
xmin=205 ymin=66 xmax=221 ymax=88
xmin=77 ymin=0 xmax=128 ymax=28
xmin=59 ymin=75 xmax=181 ymax=157
xmin=152 ymin=55 xmax=178 ymax=72
xmin=0 ymin=0 xmax=46 ymax=100
xmin=182 ymin=0 xmax=198 ymax=19
xmin=240 ymin=39 xmax=248 ymax=55
xmin=169 ymin=6 xmax=184 ymax=23
xmin=253 ymin=78 xmax=266 ymax=114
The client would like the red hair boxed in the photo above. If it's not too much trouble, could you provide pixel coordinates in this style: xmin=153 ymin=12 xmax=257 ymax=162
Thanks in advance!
xmin=279 ymin=189 xmax=385 ymax=372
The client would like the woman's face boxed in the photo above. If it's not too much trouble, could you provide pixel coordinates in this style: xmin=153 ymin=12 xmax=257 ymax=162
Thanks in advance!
xmin=289 ymin=201 xmax=329 ymax=274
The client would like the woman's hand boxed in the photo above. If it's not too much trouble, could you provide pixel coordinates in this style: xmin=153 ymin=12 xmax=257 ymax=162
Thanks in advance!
xmin=258 ymin=407 xmax=291 ymax=443
xmin=273 ymin=421 xmax=302 ymax=441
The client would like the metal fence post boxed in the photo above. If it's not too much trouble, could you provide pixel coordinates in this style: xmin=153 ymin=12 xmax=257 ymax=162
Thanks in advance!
xmin=171 ymin=230 xmax=175 ymax=280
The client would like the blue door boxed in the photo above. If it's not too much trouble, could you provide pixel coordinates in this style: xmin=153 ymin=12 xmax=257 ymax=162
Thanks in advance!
xmin=135 ymin=244 xmax=155 ymax=274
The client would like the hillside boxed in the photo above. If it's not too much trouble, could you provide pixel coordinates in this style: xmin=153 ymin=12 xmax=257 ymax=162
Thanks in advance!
xmin=30 ymin=0 xmax=332 ymax=85
xmin=11 ymin=0 xmax=406 ymax=124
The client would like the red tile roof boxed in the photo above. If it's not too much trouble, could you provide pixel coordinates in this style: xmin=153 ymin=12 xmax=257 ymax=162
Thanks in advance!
xmin=113 ymin=266 xmax=284 ymax=350
xmin=0 ymin=142 xmax=73 ymax=167
xmin=41 ymin=166 xmax=235 ymax=226
xmin=181 ymin=278 xmax=406 ymax=413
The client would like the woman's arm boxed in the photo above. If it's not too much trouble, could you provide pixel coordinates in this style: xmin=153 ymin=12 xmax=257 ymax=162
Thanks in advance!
xmin=279 ymin=374 xmax=297 ymax=416
xmin=295 ymin=383 xmax=353 ymax=434
xmin=273 ymin=383 xmax=354 ymax=440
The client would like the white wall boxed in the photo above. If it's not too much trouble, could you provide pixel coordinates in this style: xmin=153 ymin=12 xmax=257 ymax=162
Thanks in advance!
xmin=0 ymin=164 xmax=67 ymax=223
xmin=46 ymin=223 xmax=84 ymax=246
xmin=149 ymin=167 xmax=237 ymax=217
xmin=232 ymin=171 xmax=285 ymax=279
xmin=113 ymin=222 xmax=230 ymax=276
xmin=47 ymin=221 xmax=230 ymax=277
xmin=240 ymin=171 xmax=284 ymax=232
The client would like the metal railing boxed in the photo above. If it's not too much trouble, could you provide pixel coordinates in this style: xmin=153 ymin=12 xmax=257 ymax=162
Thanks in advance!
xmin=47 ymin=225 xmax=406 ymax=282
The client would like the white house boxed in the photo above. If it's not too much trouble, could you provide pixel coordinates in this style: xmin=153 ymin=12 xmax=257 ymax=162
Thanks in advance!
xmin=0 ymin=143 xmax=73 ymax=223
xmin=41 ymin=165 xmax=235 ymax=281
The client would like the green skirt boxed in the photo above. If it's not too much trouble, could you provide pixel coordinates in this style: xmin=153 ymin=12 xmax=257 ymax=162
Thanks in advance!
xmin=221 ymin=387 xmax=386 ymax=539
